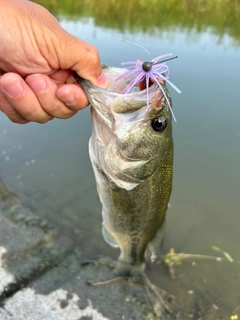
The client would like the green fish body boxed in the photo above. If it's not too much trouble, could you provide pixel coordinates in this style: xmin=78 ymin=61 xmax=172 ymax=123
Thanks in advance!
xmin=77 ymin=66 xmax=173 ymax=276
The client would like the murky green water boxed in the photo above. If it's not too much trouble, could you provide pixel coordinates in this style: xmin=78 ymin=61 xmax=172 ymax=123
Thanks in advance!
xmin=1 ymin=1 xmax=240 ymax=318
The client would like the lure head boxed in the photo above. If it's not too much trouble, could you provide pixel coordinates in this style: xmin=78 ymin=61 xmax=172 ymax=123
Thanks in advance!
xmin=142 ymin=61 xmax=152 ymax=72
xmin=114 ymin=54 xmax=180 ymax=122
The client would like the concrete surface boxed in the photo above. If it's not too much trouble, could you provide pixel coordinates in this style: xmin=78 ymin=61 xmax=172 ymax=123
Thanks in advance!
xmin=0 ymin=203 xmax=168 ymax=320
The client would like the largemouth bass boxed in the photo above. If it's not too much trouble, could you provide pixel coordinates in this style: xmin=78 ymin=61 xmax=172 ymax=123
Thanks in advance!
xmin=75 ymin=65 xmax=173 ymax=277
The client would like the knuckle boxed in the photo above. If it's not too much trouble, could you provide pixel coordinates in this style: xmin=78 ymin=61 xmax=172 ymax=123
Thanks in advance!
xmin=43 ymin=100 xmax=59 ymax=114
xmin=19 ymin=120 xmax=29 ymax=124
xmin=13 ymin=118 xmax=29 ymax=124
xmin=6 ymin=108 xmax=19 ymax=117
xmin=37 ymin=116 xmax=54 ymax=124
xmin=9 ymin=118 xmax=20 ymax=124
xmin=45 ymin=100 xmax=75 ymax=118
xmin=60 ymin=111 xmax=77 ymax=119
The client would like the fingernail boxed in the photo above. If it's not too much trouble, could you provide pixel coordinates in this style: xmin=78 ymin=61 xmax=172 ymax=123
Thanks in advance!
xmin=96 ymin=73 xmax=108 ymax=88
xmin=57 ymin=90 xmax=76 ymax=106
xmin=2 ymin=79 xmax=24 ymax=98
xmin=27 ymin=75 xmax=47 ymax=93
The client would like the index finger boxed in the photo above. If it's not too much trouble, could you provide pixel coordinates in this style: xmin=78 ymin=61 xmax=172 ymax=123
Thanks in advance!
xmin=56 ymin=33 xmax=108 ymax=89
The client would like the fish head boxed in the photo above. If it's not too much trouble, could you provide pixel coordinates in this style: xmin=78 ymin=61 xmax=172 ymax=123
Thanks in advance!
xmin=78 ymin=66 xmax=173 ymax=191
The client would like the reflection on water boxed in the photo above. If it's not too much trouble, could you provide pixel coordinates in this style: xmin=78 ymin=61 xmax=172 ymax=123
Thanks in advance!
xmin=0 ymin=0 xmax=240 ymax=318
xmin=34 ymin=0 xmax=240 ymax=44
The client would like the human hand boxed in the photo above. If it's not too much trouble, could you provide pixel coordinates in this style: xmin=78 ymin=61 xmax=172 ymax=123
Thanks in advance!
xmin=0 ymin=0 xmax=108 ymax=124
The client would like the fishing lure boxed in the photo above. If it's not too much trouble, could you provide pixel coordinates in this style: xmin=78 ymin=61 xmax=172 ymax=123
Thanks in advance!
xmin=82 ymin=27 xmax=181 ymax=120
xmin=115 ymin=54 xmax=181 ymax=121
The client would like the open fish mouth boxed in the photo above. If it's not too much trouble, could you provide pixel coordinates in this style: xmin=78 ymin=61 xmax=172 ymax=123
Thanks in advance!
xmin=75 ymin=53 xmax=180 ymax=122
xmin=76 ymin=65 xmax=166 ymax=120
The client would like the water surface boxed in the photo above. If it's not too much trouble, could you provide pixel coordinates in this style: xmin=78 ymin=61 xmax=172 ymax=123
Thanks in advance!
xmin=0 ymin=1 xmax=240 ymax=318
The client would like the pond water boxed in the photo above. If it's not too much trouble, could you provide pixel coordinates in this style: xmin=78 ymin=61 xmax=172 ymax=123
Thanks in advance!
xmin=1 ymin=1 xmax=240 ymax=318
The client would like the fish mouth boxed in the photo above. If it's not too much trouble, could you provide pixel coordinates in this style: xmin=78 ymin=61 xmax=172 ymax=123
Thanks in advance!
xmin=78 ymin=67 xmax=164 ymax=122
xmin=80 ymin=81 xmax=164 ymax=137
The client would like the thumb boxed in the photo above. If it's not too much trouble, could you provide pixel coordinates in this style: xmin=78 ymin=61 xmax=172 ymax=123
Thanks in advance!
xmin=56 ymin=32 xmax=108 ymax=89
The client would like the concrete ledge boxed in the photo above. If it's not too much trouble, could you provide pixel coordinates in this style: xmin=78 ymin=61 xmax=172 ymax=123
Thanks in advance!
xmin=0 ymin=204 xmax=165 ymax=320
xmin=0 ymin=287 xmax=109 ymax=320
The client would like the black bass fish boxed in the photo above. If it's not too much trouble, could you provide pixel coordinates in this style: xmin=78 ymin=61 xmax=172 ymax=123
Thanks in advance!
xmin=75 ymin=64 xmax=173 ymax=277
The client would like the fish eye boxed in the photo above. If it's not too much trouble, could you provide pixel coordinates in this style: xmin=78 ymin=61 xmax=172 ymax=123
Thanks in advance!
xmin=151 ymin=117 xmax=167 ymax=132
